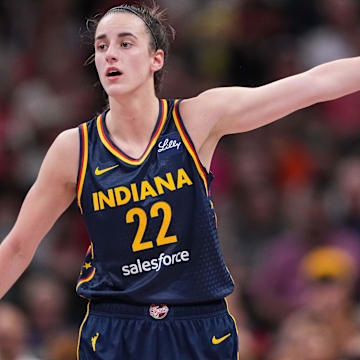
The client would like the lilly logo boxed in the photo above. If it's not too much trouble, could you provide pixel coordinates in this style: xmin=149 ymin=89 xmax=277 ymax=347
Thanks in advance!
xmin=158 ymin=138 xmax=182 ymax=153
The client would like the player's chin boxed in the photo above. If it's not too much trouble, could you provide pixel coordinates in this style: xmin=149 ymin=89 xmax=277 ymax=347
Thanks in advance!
xmin=105 ymin=84 xmax=130 ymax=98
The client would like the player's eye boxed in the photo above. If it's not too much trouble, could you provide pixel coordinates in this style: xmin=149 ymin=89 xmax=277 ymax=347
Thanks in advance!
xmin=121 ymin=41 xmax=132 ymax=48
xmin=96 ymin=43 xmax=107 ymax=51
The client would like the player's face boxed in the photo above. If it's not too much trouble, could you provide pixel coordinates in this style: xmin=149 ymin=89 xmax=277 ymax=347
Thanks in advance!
xmin=94 ymin=12 xmax=163 ymax=97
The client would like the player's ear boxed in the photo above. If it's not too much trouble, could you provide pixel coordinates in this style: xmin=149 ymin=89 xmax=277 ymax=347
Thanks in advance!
xmin=151 ymin=49 xmax=164 ymax=72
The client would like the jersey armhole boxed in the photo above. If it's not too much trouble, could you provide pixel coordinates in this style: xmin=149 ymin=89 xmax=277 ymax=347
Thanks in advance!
xmin=76 ymin=123 xmax=89 ymax=214
xmin=172 ymin=99 xmax=211 ymax=197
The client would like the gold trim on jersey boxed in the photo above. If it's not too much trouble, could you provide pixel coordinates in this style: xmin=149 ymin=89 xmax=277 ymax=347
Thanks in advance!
xmin=86 ymin=242 xmax=94 ymax=259
xmin=77 ymin=300 xmax=91 ymax=360
xmin=76 ymin=268 xmax=96 ymax=292
xmin=225 ymin=297 xmax=240 ymax=360
xmin=96 ymin=99 xmax=168 ymax=165
xmin=172 ymin=99 xmax=209 ymax=196
xmin=77 ymin=123 xmax=89 ymax=214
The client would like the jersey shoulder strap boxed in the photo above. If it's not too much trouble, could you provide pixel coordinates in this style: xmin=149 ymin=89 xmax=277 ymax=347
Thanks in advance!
xmin=171 ymin=99 xmax=210 ymax=197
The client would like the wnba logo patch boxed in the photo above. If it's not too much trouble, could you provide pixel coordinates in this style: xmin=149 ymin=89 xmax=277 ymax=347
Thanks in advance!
xmin=149 ymin=304 xmax=169 ymax=319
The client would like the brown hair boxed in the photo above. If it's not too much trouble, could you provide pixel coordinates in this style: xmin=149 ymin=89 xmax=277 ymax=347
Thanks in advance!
xmin=86 ymin=1 xmax=175 ymax=95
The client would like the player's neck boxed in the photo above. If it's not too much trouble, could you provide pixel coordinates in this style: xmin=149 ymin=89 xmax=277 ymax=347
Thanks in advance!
xmin=106 ymin=89 xmax=159 ymax=155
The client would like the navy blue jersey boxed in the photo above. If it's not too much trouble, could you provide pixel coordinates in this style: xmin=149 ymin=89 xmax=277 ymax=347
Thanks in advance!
xmin=75 ymin=99 xmax=234 ymax=304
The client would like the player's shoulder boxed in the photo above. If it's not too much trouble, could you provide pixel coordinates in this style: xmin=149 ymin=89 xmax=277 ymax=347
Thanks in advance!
xmin=35 ymin=127 xmax=81 ymax=187
xmin=54 ymin=127 xmax=79 ymax=151
xmin=177 ymin=89 xmax=219 ymax=122
xmin=46 ymin=128 xmax=80 ymax=172
xmin=179 ymin=87 xmax=238 ymax=116
xmin=175 ymin=90 xmax=224 ymax=133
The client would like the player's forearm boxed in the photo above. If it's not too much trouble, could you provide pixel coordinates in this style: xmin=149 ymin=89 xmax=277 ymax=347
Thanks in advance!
xmin=0 ymin=235 xmax=33 ymax=299
xmin=308 ymin=56 xmax=360 ymax=103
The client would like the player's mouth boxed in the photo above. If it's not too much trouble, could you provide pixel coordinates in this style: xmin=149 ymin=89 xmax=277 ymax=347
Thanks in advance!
xmin=106 ymin=67 xmax=123 ymax=80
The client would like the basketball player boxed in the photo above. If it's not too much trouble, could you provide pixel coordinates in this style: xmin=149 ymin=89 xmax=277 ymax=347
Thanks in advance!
xmin=1 ymin=3 xmax=360 ymax=359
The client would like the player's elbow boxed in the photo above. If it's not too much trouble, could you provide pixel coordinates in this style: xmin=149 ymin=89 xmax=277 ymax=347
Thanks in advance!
xmin=306 ymin=66 xmax=343 ymax=104
xmin=5 ymin=232 xmax=35 ymax=265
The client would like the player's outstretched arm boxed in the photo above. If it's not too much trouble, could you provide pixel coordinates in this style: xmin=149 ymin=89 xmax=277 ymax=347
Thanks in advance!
xmin=182 ymin=56 xmax=360 ymax=140
xmin=0 ymin=128 xmax=79 ymax=299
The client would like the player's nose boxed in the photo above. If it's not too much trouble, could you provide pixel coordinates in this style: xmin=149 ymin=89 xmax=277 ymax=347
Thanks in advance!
xmin=105 ymin=43 xmax=118 ymax=63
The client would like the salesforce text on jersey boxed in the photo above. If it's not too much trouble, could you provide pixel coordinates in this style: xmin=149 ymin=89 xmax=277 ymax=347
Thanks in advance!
xmin=122 ymin=250 xmax=190 ymax=276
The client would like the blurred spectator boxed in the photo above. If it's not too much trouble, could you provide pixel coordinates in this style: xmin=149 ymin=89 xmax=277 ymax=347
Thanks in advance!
xmin=249 ymin=187 xmax=360 ymax=326
xmin=298 ymin=0 xmax=360 ymax=139
xmin=266 ymin=246 xmax=360 ymax=360
xmin=19 ymin=274 xmax=72 ymax=358
xmin=298 ymin=0 xmax=360 ymax=68
xmin=44 ymin=329 xmax=78 ymax=360
xmin=330 ymin=156 xmax=360 ymax=235
xmin=0 ymin=302 xmax=39 ymax=360
xmin=267 ymin=311 xmax=338 ymax=360
xmin=301 ymin=246 xmax=360 ymax=359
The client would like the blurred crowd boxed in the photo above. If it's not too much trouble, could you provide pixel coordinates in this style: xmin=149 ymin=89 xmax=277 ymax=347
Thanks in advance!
xmin=1 ymin=0 xmax=360 ymax=359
